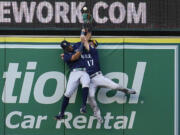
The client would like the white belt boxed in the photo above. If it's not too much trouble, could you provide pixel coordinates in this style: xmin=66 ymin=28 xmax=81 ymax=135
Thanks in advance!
xmin=72 ymin=68 xmax=86 ymax=72
xmin=90 ymin=71 xmax=102 ymax=78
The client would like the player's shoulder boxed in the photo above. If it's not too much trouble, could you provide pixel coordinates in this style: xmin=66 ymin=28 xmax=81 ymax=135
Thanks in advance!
xmin=73 ymin=42 xmax=81 ymax=47
xmin=89 ymin=45 xmax=97 ymax=51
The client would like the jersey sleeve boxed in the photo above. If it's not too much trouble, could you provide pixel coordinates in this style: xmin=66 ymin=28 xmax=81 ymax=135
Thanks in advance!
xmin=64 ymin=53 xmax=72 ymax=62
xmin=73 ymin=42 xmax=81 ymax=49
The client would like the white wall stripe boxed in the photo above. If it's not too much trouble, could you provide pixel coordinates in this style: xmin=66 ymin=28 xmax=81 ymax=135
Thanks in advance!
xmin=174 ymin=46 xmax=179 ymax=135
xmin=0 ymin=44 xmax=178 ymax=50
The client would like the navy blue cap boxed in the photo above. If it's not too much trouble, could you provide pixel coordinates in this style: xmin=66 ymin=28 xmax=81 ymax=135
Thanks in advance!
xmin=61 ymin=40 xmax=70 ymax=49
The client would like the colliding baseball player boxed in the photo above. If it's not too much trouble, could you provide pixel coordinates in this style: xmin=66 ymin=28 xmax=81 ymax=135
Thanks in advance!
xmin=80 ymin=30 xmax=136 ymax=123
xmin=54 ymin=40 xmax=90 ymax=120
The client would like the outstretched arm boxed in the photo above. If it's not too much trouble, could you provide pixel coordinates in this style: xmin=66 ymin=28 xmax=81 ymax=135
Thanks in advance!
xmin=80 ymin=29 xmax=90 ymax=51
xmin=71 ymin=42 xmax=84 ymax=61
xmin=71 ymin=51 xmax=82 ymax=61
xmin=63 ymin=52 xmax=82 ymax=62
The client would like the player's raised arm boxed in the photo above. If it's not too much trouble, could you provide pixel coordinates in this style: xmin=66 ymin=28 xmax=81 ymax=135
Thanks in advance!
xmin=80 ymin=29 xmax=90 ymax=51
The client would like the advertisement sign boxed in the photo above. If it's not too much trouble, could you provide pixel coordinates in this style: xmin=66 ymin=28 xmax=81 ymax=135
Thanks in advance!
xmin=0 ymin=37 xmax=179 ymax=135
xmin=0 ymin=0 xmax=180 ymax=31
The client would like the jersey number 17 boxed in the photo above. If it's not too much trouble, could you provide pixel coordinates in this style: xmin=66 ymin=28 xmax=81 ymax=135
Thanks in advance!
xmin=87 ymin=60 xmax=94 ymax=67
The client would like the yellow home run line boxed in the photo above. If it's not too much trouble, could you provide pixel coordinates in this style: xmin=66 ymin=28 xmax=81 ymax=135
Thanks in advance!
xmin=0 ymin=37 xmax=180 ymax=43
xmin=125 ymin=38 xmax=180 ymax=43
xmin=0 ymin=37 xmax=124 ymax=43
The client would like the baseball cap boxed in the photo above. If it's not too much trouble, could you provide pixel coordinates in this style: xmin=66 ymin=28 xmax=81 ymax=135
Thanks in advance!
xmin=60 ymin=40 xmax=70 ymax=49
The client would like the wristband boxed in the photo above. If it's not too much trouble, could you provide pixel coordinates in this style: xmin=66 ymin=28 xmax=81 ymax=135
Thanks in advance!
xmin=81 ymin=31 xmax=85 ymax=36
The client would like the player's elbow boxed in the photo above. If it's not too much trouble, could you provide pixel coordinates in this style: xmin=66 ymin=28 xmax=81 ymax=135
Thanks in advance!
xmin=70 ymin=56 xmax=77 ymax=61
xmin=71 ymin=53 xmax=81 ymax=61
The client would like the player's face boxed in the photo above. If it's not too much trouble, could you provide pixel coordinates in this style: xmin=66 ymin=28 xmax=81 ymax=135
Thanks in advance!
xmin=67 ymin=45 xmax=73 ymax=52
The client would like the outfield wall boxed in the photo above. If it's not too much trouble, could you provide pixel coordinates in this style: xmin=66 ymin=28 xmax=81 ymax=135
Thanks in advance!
xmin=0 ymin=36 xmax=179 ymax=135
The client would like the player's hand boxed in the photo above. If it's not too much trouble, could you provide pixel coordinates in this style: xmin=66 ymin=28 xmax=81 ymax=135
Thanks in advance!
xmin=60 ymin=53 xmax=64 ymax=60
xmin=81 ymin=29 xmax=85 ymax=32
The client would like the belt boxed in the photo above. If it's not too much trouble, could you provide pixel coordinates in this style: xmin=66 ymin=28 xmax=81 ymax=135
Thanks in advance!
xmin=72 ymin=68 xmax=86 ymax=72
xmin=90 ymin=71 xmax=102 ymax=78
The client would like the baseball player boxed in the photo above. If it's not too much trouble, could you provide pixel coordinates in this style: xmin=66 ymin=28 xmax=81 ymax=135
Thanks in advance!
xmin=80 ymin=31 xmax=136 ymax=123
xmin=55 ymin=40 xmax=90 ymax=120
